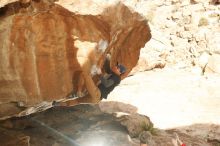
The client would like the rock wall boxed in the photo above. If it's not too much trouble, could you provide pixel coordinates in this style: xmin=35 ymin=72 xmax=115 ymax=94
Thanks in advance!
xmin=123 ymin=0 xmax=220 ymax=74
xmin=0 ymin=0 xmax=151 ymax=118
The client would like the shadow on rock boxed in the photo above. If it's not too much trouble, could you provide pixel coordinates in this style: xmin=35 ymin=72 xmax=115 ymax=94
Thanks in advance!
xmin=0 ymin=103 xmax=217 ymax=146
xmin=0 ymin=103 xmax=152 ymax=146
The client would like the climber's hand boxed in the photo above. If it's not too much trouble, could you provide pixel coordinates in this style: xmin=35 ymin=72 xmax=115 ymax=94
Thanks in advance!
xmin=91 ymin=65 xmax=102 ymax=76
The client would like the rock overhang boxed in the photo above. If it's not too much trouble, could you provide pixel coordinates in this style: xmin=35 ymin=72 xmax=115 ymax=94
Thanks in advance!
xmin=0 ymin=0 xmax=151 ymax=119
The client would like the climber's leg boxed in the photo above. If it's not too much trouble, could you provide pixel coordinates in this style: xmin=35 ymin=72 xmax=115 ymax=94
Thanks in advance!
xmin=80 ymin=71 xmax=101 ymax=103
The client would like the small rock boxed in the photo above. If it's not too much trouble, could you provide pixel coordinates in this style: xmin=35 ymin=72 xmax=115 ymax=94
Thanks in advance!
xmin=184 ymin=24 xmax=198 ymax=32
xmin=182 ymin=8 xmax=192 ymax=17
xmin=198 ymin=52 xmax=210 ymax=69
xmin=179 ymin=31 xmax=193 ymax=39
xmin=198 ymin=17 xmax=209 ymax=27
xmin=139 ymin=131 xmax=154 ymax=145
xmin=183 ymin=16 xmax=192 ymax=25
xmin=197 ymin=40 xmax=207 ymax=49
xmin=117 ymin=114 xmax=153 ymax=138
xmin=205 ymin=54 xmax=220 ymax=74
xmin=206 ymin=31 xmax=220 ymax=53
xmin=172 ymin=11 xmax=182 ymax=20
xmin=194 ymin=29 xmax=208 ymax=42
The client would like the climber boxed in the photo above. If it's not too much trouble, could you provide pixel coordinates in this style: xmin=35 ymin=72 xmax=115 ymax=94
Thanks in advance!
xmin=52 ymin=62 xmax=126 ymax=106
xmin=70 ymin=52 xmax=126 ymax=100
xmin=98 ymin=63 xmax=126 ymax=99
xmin=53 ymin=55 xmax=126 ymax=106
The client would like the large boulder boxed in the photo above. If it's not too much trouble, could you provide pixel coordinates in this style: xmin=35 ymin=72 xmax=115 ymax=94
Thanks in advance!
xmin=0 ymin=0 xmax=151 ymax=119
xmin=0 ymin=103 xmax=213 ymax=146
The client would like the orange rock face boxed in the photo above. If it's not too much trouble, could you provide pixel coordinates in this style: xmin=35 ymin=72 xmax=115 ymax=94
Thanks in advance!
xmin=0 ymin=0 xmax=151 ymax=117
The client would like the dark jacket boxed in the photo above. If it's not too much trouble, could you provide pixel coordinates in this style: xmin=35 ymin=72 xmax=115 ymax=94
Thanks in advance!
xmin=98 ymin=72 xmax=121 ymax=99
